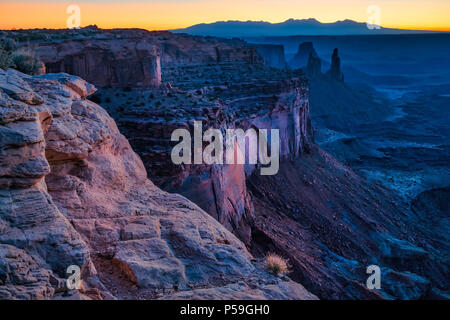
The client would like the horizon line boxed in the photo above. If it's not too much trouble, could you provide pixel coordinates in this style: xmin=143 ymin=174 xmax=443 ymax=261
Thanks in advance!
xmin=2 ymin=18 xmax=450 ymax=33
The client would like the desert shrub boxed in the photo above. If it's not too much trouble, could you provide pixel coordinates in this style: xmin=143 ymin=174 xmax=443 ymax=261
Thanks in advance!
xmin=0 ymin=38 xmax=16 ymax=70
xmin=11 ymin=49 xmax=44 ymax=75
xmin=266 ymin=253 xmax=290 ymax=276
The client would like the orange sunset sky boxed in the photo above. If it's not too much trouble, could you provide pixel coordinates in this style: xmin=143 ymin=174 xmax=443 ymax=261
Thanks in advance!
xmin=0 ymin=0 xmax=449 ymax=31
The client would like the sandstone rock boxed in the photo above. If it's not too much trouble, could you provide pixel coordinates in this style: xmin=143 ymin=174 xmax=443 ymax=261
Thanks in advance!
xmin=327 ymin=48 xmax=344 ymax=82
xmin=0 ymin=69 xmax=315 ymax=300
xmin=3 ymin=29 xmax=447 ymax=300
xmin=159 ymin=32 xmax=263 ymax=66
xmin=306 ymin=51 xmax=322 ymax=78
xmin=289 ymin=42 xmax=317 ymax=69
xmin=32 ymin=39 xmax=161 ymax=88
xmin=111 ymin=63 xmax=312 ymax=245
xmin=0 ymin=69 xmax=44 ymax=105
xmin=0 ymin=244 xmax=55 ymax=300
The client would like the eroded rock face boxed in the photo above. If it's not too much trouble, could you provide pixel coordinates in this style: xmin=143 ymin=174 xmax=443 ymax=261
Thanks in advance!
xmin=289 ymin=42 xmax=317 ymax=69
xmin=8 ymin=29 xmax=446 ymax=300
xmin=25 ymin=30 xmax=266 ymax=90
xmin=32 ymin=39 xmax=161 ymax=88
xmin=96 ymin=38 xmax=448 ymax=299
xmin=0 ymin=69 xmax=93 ymax=299
xmin=0 ymin=68 xmax=316 ymax=300
xmin=106 ymin=64 xmax=312 ymax=245
xmin=327 ymin=48 xmax=344 ymax=82
xmin=252 ymin=44 xmax=286 ymax=69
xmin=158 ymin=32 xmax=263 ymax=66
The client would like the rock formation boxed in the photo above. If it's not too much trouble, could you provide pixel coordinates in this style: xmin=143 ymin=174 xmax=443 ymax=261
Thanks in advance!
xmin=99 ymin=35 xmax=447 ymax=299
xmin=102 ymin=63 xmax=312 ymax=245
xmin=20 ymin=30 xmax=265 ymax=90
xmin=289 ymin=42 xmax=317 ymax=69
xmin=32 ymin=38 xmax=162 ymax=88
xmin=158 ymin=32 xmax=263 ymax=66
xmin=306 ymin=51 xmax=322 ymax=77
xmin=0 ymin=68 xmax=316 ymax=300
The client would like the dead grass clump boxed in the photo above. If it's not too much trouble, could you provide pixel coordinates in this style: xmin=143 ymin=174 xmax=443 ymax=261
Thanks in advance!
xmin=266 ymin=253 xmax=290 ymax=275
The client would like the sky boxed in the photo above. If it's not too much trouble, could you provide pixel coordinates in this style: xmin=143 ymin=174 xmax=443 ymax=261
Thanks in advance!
xmin=0 ymin=0 xmax=449 ymax=31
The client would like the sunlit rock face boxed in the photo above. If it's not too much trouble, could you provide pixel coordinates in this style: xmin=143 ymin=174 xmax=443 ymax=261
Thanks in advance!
xmin=28 ymin=29 xmax=265 ymax=90
xmin=99 ymin=34 xmax=447 ymax=300
xmin=0 ymin=68 xmax=316 ymax=300
xmin=0 ymin=69 xmax=92 ymax=299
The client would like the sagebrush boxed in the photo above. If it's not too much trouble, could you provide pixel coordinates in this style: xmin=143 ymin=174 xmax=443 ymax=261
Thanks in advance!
xmin=266 ymin=253 xmax=290 ymax=275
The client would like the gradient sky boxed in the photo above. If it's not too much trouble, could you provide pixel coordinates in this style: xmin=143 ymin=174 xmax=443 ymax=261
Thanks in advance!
xmin=1 ymin=0 xmax=449 ymax=31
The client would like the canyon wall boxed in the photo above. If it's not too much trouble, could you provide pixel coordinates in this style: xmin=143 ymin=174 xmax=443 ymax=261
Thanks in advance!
xmin=289 ymin=42 xmax=317 ymax=69
xmin=33 ymin=38 xmax=161 ymax=88
xmin=99 ymin=37 xmax=448 ymax=299
xmin=29 ymin=31 xmax=264 ymax=90
xmin=252 ymin=44 xmax=286 ymax=69
xmin=107 ymin=62 xmax=312 ymax=245
xmin=29 ymin=30 xmax=303 ymax=245
xmin=159 ymin=32 xmax=263 ymax=66
xmin=0 ymin=68 xmax=316 ymax=300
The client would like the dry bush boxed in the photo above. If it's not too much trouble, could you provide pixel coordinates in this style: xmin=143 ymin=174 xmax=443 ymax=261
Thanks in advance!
xmin=266 ymin=253 xmax=290 ymax=275
xmin=11 ymin=48 xmax=44 ymax=75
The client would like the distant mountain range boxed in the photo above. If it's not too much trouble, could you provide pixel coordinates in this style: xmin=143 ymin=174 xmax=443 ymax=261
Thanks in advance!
xmin=172 ymin=19 xmax=441 ymax=37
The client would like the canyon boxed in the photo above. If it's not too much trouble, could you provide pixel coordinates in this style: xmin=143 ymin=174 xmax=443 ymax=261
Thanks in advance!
xmin=0 ymin=28 xmax=448 ymax=300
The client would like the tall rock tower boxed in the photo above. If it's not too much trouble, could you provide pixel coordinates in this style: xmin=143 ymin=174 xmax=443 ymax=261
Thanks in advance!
xmin=328 ymin=48 xmax=344 ymax=82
